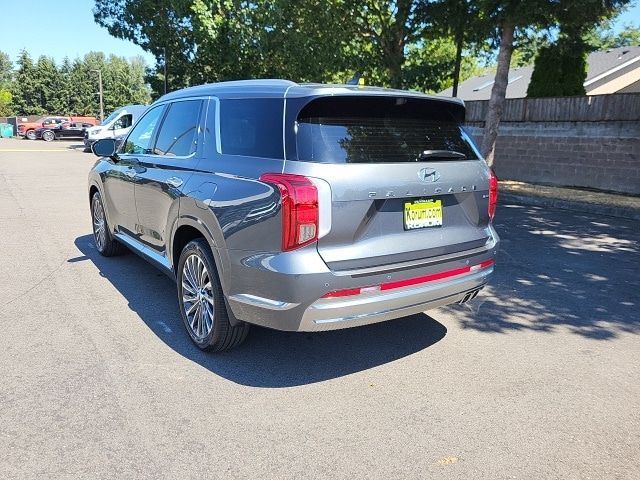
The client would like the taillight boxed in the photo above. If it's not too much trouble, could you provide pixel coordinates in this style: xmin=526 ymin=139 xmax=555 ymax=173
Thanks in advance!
xmin=259 ymin=173 xmax=319 ymax=251
xmin=488 ymin=169 xmax=498 ymax=221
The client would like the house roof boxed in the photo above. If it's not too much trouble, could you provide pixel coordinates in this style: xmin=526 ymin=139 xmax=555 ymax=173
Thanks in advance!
xmin=439 ymin=45 xmax=640 ymax=100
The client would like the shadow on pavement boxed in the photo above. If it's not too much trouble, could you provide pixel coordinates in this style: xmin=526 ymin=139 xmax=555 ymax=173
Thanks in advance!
xmin=72 ymin=234 xmax=447 ymax=388
xmin=66 ymin=143 xmax=89 ymax=152
xmin=449 ymin=203 xmax=640 ymax=340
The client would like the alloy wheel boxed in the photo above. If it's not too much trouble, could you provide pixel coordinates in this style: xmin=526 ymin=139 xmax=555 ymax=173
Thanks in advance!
xmin=92 ymin=196 xmax=106 ymax=251
xmin=181 ymin=253 xmax=215 ymax=339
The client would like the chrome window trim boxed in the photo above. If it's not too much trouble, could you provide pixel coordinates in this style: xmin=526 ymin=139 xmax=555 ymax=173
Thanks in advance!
xmin=120 ymin=96 xmax=209 ymax=161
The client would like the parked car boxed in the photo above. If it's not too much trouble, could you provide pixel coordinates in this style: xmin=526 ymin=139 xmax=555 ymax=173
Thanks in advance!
xmin=36 ymin=121 xmax=93 ymax=141
xmin=18 ymin=116 xmax=97 ymax=140
xmin=84 ymin=105 xmax=147 ymax=150
xmin=88 ymin=80 xmax=499 ymax=352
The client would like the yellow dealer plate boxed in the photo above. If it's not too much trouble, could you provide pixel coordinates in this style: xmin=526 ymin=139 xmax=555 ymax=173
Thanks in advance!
xmin=403 ymin=199 xmax=443 ymax=230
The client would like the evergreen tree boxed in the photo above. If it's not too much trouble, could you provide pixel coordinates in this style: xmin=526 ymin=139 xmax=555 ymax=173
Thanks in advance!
xmin=12 ymin=50 xmax=45 ymax=115
xmin=0 ymin=51 xmax=12 ymax=89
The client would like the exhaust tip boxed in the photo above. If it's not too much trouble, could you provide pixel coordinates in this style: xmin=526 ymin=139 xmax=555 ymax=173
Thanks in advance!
xmin=458 ymin=287 xmax=482 ymax=304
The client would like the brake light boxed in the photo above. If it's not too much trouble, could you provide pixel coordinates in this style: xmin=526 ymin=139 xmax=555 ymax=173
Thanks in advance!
xmin=260 ymin=173 xmax=319 ymax=251
xmin=488 ymin=169 xmax=498 ymax=221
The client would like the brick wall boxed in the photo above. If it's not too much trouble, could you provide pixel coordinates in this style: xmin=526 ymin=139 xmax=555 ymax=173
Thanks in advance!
xmin=467 ymin=121 xmax=640 ymax=195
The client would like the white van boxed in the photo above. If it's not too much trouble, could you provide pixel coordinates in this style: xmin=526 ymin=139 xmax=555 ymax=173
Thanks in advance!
xmin=84 ymin=105 xmax=148 ymax=150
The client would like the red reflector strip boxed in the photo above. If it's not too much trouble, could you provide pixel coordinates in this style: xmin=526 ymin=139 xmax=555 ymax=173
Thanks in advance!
xmin=321 ymin=288 xmax=362 ymax=299
xmin=321 ymin=259 xmax=495 ymax=299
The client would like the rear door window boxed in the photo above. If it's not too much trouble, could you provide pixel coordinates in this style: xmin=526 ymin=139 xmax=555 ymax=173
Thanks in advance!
xmin=295 ymin=96 xmax=477 ymax=163
xmin=153 ymin=100 xmax=202 ymax=157
xmin=219 ymin=98 xmax=283 ymax=159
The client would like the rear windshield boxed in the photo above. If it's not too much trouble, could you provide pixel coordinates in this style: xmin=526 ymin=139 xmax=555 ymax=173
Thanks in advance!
xmin=295 ymin=96 xmax=478 ymax=163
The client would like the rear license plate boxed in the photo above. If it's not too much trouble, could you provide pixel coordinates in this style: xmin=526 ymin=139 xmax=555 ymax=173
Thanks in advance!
xmin=404 ymin=199 xmax=443 ymax=230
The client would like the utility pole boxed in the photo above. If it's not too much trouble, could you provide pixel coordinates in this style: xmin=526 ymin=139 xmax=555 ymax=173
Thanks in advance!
xmin=162 ymin=47 xmax=168 ymax=95
xmin=92 ymin=69 xmax=104 ymax=122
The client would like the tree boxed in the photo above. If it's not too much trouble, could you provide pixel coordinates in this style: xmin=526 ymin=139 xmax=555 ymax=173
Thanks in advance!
xmin=12 ymin=50 xmax=45 ymax=115
xmin=479 ymin=0 xmax=630 ymax=165
xmin=527 ymin=38 xmax=588 ymax=97
xmin=404 ymin=37 xmax=484 ymax=92
xmin=94 ymin=0 xmax=437 ymax=91
xmin=427 ymin=0 xmax=490 ymax=96
xmin=527 ymin=1 xmax=631 ymax=98
xmin=9 ymin=50 xmax=150 ymax=117
xmin=0 ymin=51 xmax=14 ymax=116
xmin=0 ymin=51 xmax=12 ymax=90
xmin=0 ymin=89 xmax=12 ymax=116
xmin=586 ymin=23 xmax=640 ymax=49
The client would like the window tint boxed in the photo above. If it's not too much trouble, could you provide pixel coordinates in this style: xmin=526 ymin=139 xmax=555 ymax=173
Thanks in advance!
xmin=219 ymin=98 xmax=283 ymax=159
xmin=154 ymin=100 xmax=202 ymax=157
xmin=295 ymin=97 xmax=477 ymax=163
xmin=121 ymin=106 xmax=163 ymax=154
xmin=113 ymin=114 xmax=132 ymax=130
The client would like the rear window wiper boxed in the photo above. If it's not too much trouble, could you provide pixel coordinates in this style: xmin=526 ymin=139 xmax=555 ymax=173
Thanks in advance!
xmin=418 ymin=150 xmax=467 ymax=160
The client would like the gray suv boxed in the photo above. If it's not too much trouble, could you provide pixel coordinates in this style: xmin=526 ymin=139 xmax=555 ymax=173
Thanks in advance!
xmin=88 ymin=80 xmax=499 ymax=352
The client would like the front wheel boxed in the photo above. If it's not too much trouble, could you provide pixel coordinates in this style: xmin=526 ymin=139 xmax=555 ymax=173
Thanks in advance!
xmin=25 ymin=130 xmax=37 ymax=140
xmin=91 ymin=192 xmax=125 ymax=256
xmin=177 ymin=239 xmax=249 ymax=352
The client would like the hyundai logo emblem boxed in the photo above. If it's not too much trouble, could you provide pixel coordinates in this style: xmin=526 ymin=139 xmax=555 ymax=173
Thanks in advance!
xmin=418 ymin=168 xmax=441 ymax=182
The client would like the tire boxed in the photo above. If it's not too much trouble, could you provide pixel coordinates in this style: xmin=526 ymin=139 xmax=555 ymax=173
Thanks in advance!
xmin=25 ymin=130 xmax=36 ymax=140
xmin=91 ymin=191 xmax=125 ymax=257
xmin=177 ymin=239 xmax=249 ymax=352
xmin=42 ymin=131 xmax=55 ymax=142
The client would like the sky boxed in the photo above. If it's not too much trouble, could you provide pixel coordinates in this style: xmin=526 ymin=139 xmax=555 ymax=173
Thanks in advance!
xmin=0 ymin=0 xmax=639 ymax=69
xmin=0 ymin=0 xmax=156 ymax=66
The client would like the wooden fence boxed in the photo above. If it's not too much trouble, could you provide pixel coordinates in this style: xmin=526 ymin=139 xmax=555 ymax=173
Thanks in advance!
xmin=465 ymin=93 xmax=640 ymax=123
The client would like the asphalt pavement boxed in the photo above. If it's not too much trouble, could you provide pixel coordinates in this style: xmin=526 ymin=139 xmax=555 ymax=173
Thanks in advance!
xmin=1 ymin=138 xmax=638 ymax=479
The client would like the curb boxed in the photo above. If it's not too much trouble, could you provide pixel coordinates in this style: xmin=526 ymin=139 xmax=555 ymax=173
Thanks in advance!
xmin=500 ymin=193 xmax=640 ymax=221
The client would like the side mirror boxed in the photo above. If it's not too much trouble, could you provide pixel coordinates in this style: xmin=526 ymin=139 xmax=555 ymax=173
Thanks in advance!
xmin=92 ymin=138 xmax=118 ymax=159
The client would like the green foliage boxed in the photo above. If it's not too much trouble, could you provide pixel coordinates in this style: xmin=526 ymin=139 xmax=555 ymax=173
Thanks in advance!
xmin=0 ymin=51 xmax=12 ymax=90
xmin=510 ymin=29 xmax=552 ymax=68
xmin=93 ymin=0 xmax=465 ymax=92
xmin=404 ymin=38 xmax=484 ymax=93
xmin=586 ymin=23 xmax=640 ymax=50
xmin=0 ymin=89 xmax=12 ymax=116
xmin=527 ymin=0 xmax=628 ymax=97
xmin=527 ymin=40 xmax=587 ymax=97
xmin=5 ymin=50 xmax=151 ymax=116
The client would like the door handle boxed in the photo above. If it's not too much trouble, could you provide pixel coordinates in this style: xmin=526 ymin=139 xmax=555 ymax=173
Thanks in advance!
xmin=166 ymin=177 xmax=184 ymax=188
xmin=124 ymin=169 xmax=136 ymax=178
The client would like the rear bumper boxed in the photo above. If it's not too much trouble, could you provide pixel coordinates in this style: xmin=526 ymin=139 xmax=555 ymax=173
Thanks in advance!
xmin=225 ymin=228 xmax=499 ymax=331
xmin=297 ymin=267 xmax=491 ymax=331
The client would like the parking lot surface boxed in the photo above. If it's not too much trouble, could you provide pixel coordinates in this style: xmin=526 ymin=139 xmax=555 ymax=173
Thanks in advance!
xmin=1 ymin=138 xmax=638 ymax=479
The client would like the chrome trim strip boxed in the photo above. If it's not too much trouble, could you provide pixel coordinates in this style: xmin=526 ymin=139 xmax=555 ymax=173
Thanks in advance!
xmin=313 ymin=285 xmax=482 ymax=325
xmin=228 ymin=293 xmax=299 ymax=311
xmin=114 ymin=232 xmax=172 ymax=272
xmin=331 ymin=232 xmax=498 ymax=277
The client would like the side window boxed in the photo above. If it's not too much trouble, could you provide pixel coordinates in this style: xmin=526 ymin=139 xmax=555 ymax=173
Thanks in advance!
xmin=121 ymin=106 xmax=163 ymax=155
xmin=113 ymin=114 xmax=133 ymax=130
xmin=219 ymin=98 xmax=283 ymax=159
xmin=153 ymin=100 xmax=202 ymax=157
